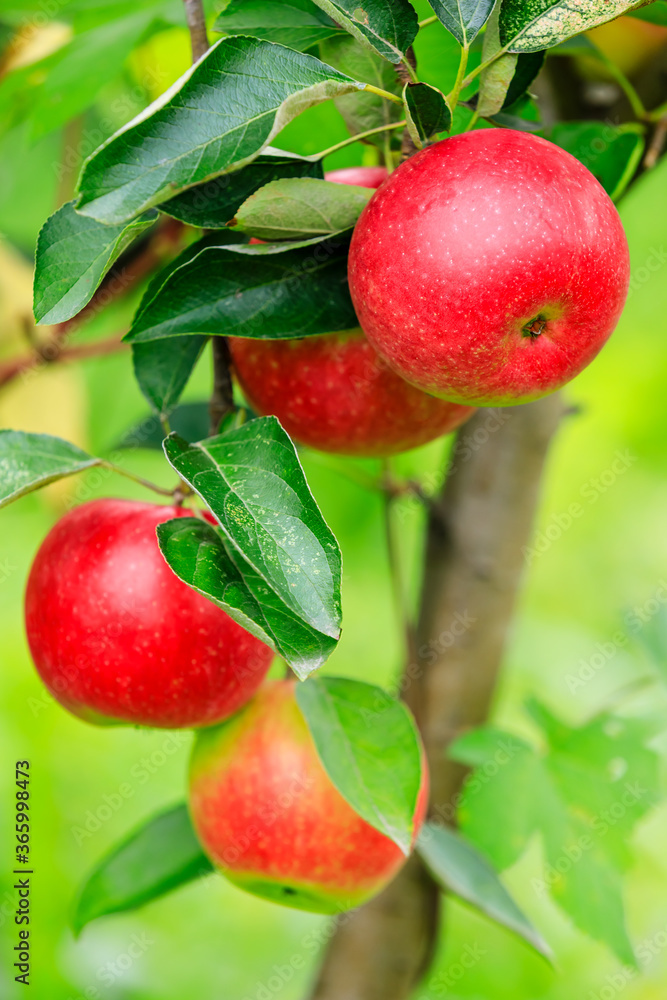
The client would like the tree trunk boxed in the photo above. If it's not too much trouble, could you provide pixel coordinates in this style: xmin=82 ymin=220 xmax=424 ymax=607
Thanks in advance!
xmin=308 ymin=394 xmax=564 ymax=1000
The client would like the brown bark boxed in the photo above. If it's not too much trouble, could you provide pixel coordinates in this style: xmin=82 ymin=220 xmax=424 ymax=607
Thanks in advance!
xmin=309 ymin=395 xmax=563 ymax=1000
xmin=182 ymin=0 xmax=209 ymax=61
xmin=209 ymin=337 xmax=235 ymax=434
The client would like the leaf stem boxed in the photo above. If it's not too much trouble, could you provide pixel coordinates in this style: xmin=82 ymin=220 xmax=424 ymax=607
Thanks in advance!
xmin=447 ymin=44 xmax=470 ymax=108
xmin=418 ymin=14 xmax=438 ymax=29
xmin=314 ymin=120 xmax=406 ymax=160
xmin=100 ymin=461 xmax=175 ymax=498
xmin=364 ymin=84 xmax=404 ymax=105
xmin=383 ymin=129 xmax=395 ymax=174
xmin=464 ymin=109 xmax=480 ymax=132
xmin=593 ymin=48 xmax=646 ymax=120
xmin=382 ymin=459 xmax=417 ymax=665
xmin=648 ymin=99 xmax=667 ymax=123
xmin=462 ymin=48 xmax=506 ymax=89
xmin=400 ymin=55 xmax=419 ymax=84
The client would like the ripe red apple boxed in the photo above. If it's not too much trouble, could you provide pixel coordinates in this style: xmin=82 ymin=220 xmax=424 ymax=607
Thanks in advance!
xmin=24 ymin=499 xmax=273 ymax=728
xmin=189 ymin=679 xmax=429 ymax=913
xmin=325 ymin=165 xmax=388 ymax=188
xmin=229 ymin=328 xmax=473 ymax=457
xmin=348 ymin=129 xmax=630 ymax=406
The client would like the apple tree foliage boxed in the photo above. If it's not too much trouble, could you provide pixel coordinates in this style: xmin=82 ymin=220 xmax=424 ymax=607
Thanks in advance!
xmin=2 ymin=0 xmax=667 ymax=977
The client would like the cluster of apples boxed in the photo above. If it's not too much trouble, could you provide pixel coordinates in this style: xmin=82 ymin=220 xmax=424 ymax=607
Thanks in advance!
xmin=24 ymin=128 xmax=629 ymax=914
xmin=25 ymin=498 xmax=427 ymax=912
xmin=233 ymin=129 xmax=630 ymax=454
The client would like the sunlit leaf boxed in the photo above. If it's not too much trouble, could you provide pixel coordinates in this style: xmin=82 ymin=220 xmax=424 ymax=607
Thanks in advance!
xmin=296 ymin=676 xmax=423 ymax=851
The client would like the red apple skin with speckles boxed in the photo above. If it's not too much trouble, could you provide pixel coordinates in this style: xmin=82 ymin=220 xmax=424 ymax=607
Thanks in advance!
xmin=189 ymin=679 xmax=429 ymax=913
xmin=325 ymin=165 xmax=388 ymax=189
xmin=24 ymin=499 xmax=274 ymax=729
xmin=348 ymin=130 xmax=630 ymax=406
xmin=229 ymin=328 xmax=473 ymax=457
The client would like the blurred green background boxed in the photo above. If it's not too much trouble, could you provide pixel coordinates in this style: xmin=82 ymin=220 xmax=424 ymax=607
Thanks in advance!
xmin=1 ymin=1 xmax=667 ymax=997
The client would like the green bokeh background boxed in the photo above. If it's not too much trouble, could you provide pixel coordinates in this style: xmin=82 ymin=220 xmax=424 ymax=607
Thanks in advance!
xmin=1 ymin=4 xmax=667 ymax=997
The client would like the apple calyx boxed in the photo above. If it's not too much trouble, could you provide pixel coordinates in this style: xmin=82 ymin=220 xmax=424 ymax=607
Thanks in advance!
xmin=522 ymin=317 xmax=547 ymax=340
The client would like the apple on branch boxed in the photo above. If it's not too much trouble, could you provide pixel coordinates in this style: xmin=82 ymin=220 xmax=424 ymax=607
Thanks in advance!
xmin=189 ymin=679 xmax=429 ymax=914
xmin=24 ymin=499 xmax=273 ymax=729
xmin=348 ymin=130 xmax=630 ymax=406
xmin=230 ymin=165 xmax=474 ymax=456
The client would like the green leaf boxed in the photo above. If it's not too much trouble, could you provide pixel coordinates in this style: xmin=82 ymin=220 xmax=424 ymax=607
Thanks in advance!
xmin=499 ymin=0 xmax=649 ymax=53
xmin=450 ymin=708 xmax=661 ymax=964
xmin=73 ymin=804 xmax=212 ymax=934
xmin=162 ymin=418 xmax=342 ymax=678
xmin=157 ymin=516 xmax=336 ymax=674
xmin=125 ymin=237 xmax=357 ymax=343
xmin=119 ymin=402 xmax=212 ymax=450
xmin=0 ymin=11 xmax=159 ymax=141
xmin=161 ymin=149 xmax=324 ymax=229
xmin=310 ymin=0 xmax=419 ymax=62
xmin=319 ymin=34 xmax=403 ymax=148
xmin=550 ymin=122 xmax=646 ymax=201
xmin=424 ymin=0 xmax=495 ymax=46
xmin=130 ymin=234 xmax=239 ymax=415
xmin=213 ymin=0 xmax=344 ymax=49
xmin=132 ymin=337 xmax=208 ymax=419
xmin=503 ymin=51 xmax=546 ymax=109
xmin=417 ymin=822 xmax=553 ymax=961
xmin=477 ymin=4 xmax=518 ymax=118
xmin=76 ymin=36 xmax=366 ymax=224
xmin=629 ymin=1 xmax=667 ymax=24
xmin=33 ymin=202 xmax=156 ymax=326
xmin=231 ymin=178 xmax=372 ymax=240
xmin=295 ymin=676 xmax=422 ymax=852
xmin=402 ymin=82 xmax=451 ymax=147
xmin=0 ymin=431 xmax=99 ymax=508
xmin=634 ymin=604 xmax=667 ymax=686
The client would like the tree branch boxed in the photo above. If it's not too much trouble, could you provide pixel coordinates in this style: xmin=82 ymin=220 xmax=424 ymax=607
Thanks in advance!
xmin=179 ymin=0 xmax=233 ymax=436
xmin=182 ymin=0 xmax=209 ymax=61
xmin=209 ymin=337 xmax=235 ymax=435
xmin=0 ymin=334 xmax=128 ymax=388
xmin=308 ymin=396 xmax=563 ymax=1000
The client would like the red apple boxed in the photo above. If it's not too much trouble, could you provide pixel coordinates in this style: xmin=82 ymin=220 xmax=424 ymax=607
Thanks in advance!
xmin=189 ymin=679 xmax=429 ymax=913
xmin=348 ymin=129 xmax=630 ymax=406
xmin=24 ymin=499 xmax=273 ymax=728
xmin=325 ymin=165 xmax=388 ymax=188
xmin=229 ymin=328 xmax=473 ymax=457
